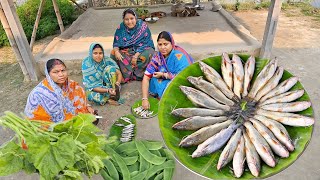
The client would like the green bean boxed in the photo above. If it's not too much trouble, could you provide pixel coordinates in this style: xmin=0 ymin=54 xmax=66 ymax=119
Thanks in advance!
xmin=100 ymin=169 xmax=112 ymax=180
xmin=125 ymin=150 xmax=139 ymax=157
xmin=102 ymin=159 xmax=119 ymax=180
xmin=113 ymin=153 xmax=130 ymax=180
xmin=150 ymin=150 xmax=162 ymax=157
xmin=145 ymin=160 xmax=175 ymax=179
xmin=154 ymin=171 xmax=164 ymax=180
xmin=128 ymin=161 xmax=140 ymax=173
xmin=142 ymin=140 xmax=163 ymax=150
xmin=103 ymin=145 xmax=118 ymax=155
xmin=159 ymin=148 xmax=166 ymax=157
xmin=164 ymin=168 xmax=174 ymax=180
xmin=130 ymin=170 xmax=139 ymax=177
xmin=135 ymin=140 xmax=166 ymax=165
xmin=116 ymin=141 xmax=136 ymax=153
xmin=122 ymin=156 xmax=139 ymax=166
xmin=131 ymin=170 xmax=148 ymax=180
xmin=139 ymin=153 xmax=149 ymax=172
xmin=163 ymin=149 xmax=175 ymax=180
xmin=163 ymin=149 xmax=175 ymax=161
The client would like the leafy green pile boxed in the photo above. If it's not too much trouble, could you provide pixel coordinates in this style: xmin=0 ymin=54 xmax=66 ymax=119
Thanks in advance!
xmin=0 ymin=112 xmax=108 ymax=180
xmin=102 ymin=140 xmax=175 ymax=180
xmin=135 ymin=8 xmax=150 ymax=18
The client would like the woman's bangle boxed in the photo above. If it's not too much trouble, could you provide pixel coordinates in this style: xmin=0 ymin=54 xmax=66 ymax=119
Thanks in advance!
xmin=107 ymin=88 xmax=112 ymax=93
xmin=142 ymin=98 xmax=148 ymax=101
xmin=163 ymin=72 xmax=167 ymax=79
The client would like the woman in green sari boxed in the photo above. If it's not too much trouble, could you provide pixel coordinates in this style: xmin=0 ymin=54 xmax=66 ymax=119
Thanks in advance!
xmin=82 ymin=43 xmax=123 ymax=105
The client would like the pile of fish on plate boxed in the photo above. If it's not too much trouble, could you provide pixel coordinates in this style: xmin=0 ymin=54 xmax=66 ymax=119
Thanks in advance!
xmin=133 ymin=106 xmax=154 ymax=118
xmin=115 ymin=116 xmax=135 ymax=143
xmin=171 ymin=53 xmax=315 ymax=178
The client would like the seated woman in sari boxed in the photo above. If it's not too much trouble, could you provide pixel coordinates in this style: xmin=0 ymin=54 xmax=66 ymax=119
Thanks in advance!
xmin=82 ymin=43 xmax=123 ymax=106
xmin=141 ymin=31 xmax=194 ymax=109
xmin=110 ymin=8 xmax=155 ymax=82
xmin=25 ymin=59 xmax=95 ymax=123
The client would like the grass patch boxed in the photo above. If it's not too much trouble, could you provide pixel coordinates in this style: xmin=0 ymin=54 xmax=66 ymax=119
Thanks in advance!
xmin=285 ymin=2 xmax=320 ymax=21
xmin=221 ymin=1 xmax=271 ymax=11
xmin=222 ymin=1 xmax=320 ymax=21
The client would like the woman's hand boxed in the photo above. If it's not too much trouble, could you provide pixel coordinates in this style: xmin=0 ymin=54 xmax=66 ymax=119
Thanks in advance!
xmin=153 ymin=72 xmax=164 ymax=79
xmin=142 ymin=99 xmax=150 ymax=110
xmin=131 ymin=56 xmax=138 ymax=67
xmin=108 ymin=88 xmax=116 ymax=95
xmin=87 ymin=106 xmax=95 ymax=114
xmin=115 ymin=50 xmax=123 ymax=61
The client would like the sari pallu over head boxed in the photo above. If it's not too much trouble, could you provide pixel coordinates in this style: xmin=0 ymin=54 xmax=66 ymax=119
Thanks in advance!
xmin=145 ymin=31 xmax=194 ymax=79
xmin=25 ymin=62 xmax=80 ymax=123
xmin=82 ymin=43 xmax=119 ymax=91
xmin=113 ymin=9 xmax=155 ymax=53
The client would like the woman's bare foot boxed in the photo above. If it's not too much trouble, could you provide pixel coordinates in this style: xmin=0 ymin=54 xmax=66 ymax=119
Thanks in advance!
xmin=108 ymin=99 xmax=120 ymax=106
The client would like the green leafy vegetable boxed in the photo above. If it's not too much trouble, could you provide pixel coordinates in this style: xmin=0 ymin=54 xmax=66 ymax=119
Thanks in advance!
xmin=0 ymin=112 xmax=109 ymax=179
xmin=0 ymin=140 xmax=25 ymax=176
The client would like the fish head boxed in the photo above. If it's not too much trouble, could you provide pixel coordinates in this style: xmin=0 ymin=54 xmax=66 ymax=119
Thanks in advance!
xmin=179 ymin=86 xmax=192 ymax=95
xmin=277 ymin=66 xmax=284 ymax=75
xmin=198 ymin=61 xmax=206 ymax=71
xmin=245 ymin=55 xmax=255 ymax=67
xmin=191 ymin=149 xmax=205 ymax=158
xmin=232 ymin=54 xmax=243 ymax=66
xmin=187 ymin=76 xmax=198 ymax=85
xmin=187 ymin=76 xmax=204 ymax=85
xmin=222 ymin=52 xmax=231 ymax=62
xmin=171 ymin=109 xmax=181 ymax=116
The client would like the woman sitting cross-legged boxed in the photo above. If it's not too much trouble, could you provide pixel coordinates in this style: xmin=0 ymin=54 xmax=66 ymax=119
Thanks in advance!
xmin=141 ymin=31 xmax=194 ymax=109
xmin=110 ymin=8 xmax=155 ymax=82
xmin=82 ymin=43 xmax=123 ymax=106
xmin=25 ymin=58 xmax=95 ymax=123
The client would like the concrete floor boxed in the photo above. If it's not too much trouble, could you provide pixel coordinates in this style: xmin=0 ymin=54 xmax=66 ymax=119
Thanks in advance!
xmin=36 ymin=3 xmax=260 ymax=74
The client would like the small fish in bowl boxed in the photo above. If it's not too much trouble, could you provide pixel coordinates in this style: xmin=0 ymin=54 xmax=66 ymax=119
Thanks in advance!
xmin=145 ymin=16 xmax=159 ymax=23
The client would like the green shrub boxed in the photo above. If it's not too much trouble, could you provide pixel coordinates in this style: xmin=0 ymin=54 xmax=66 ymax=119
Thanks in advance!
xmin=255 ymin=1 xmax=271 ymax=10
xmin=0 ymin=0 xmax=76 ymax=47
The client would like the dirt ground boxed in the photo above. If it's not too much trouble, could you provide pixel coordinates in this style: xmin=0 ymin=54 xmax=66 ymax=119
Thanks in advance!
xmin=0 ymin=7 xmax=320 ymax=180
xmin=1 ymin=8 xmax=319 ymax=116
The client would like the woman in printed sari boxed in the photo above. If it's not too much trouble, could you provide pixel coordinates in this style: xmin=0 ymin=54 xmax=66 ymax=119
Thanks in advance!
xmin=141 ymin=31 xmax=194 ymax=109
xmin=25 ymin=59 xmax=95 ymax=123
xmin=82 ymin=43 xmax=123 ymax=106
xmin=110 ymin=8 xmax=155 ymax=82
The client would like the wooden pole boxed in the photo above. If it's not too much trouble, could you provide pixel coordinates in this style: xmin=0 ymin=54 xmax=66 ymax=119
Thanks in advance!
xmin=0 ymin=0 xmax=41 ymax=81
xmin=0 ymin=3 xmax=30 ymax=81
xmin=51 ymin=0 xmax=64 ymax=33
xmin=30 ymin=0 xmax=46 ymax=52
xmin=259 ymin=0 xmax=283 ymax=59
xmin=69 ymin=0 xmax=86 ymax=11
xmin=88 ymin=0 xmax=93 ymax=7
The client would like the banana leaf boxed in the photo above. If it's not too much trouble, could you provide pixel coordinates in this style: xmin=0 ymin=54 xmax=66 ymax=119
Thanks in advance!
xmin=131 ymin=97 xmax=159 ymax=119
xmin=108 ymin=115 xmax=136 ymax=141
xmin=158 ymin=54 xmax=314 ymax=179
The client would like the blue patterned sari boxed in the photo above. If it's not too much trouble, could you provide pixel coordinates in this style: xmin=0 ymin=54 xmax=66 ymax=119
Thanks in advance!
xmin=82 ymin=43 xmax=119 ymax=105
xmin=145 ymin=32 xmax=194 ymax=98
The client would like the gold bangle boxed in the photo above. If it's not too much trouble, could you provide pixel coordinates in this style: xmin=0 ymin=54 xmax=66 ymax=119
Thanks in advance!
xmin=142 ymin=98 xmax=148 ymax=101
